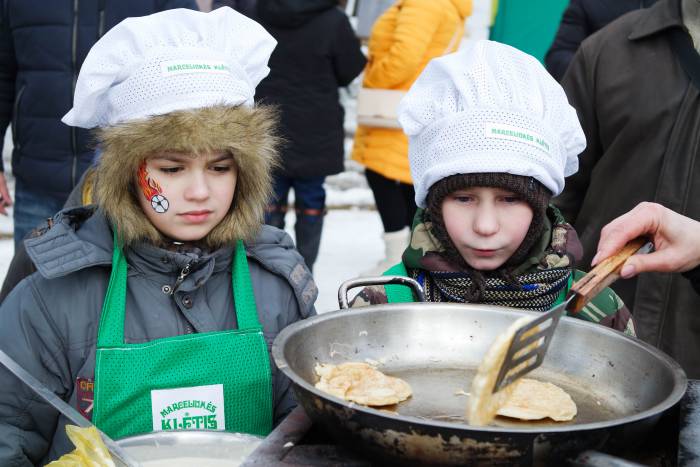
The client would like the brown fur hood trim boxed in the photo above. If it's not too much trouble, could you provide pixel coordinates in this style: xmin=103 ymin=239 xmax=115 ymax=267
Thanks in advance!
xmin=94 ymin=105 xmax=279 ymax=248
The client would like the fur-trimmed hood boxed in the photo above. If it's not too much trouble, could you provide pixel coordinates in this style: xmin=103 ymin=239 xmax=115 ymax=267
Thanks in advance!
xmin=94 ymin=105 xmax=279 ymax=248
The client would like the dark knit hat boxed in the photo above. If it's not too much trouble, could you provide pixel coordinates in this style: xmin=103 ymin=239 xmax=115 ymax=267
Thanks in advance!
xmin=426 ymin=173 xmax=552 ymax=270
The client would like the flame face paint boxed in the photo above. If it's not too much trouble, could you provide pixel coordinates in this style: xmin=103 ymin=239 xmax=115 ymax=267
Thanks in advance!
xmin=138 ymin=162 xmax=169 ymax=213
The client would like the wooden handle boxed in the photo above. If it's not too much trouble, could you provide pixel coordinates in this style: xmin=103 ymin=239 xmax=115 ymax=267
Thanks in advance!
xmin=567 ymin=237 xmax=651 ymax=313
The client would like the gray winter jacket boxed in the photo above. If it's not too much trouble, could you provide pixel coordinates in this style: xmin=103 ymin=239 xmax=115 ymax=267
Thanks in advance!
xmin=0 ymin=207 xmax=317 ymax=466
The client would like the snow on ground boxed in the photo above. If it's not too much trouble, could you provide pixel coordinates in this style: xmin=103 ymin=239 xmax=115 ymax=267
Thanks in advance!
xmin=0 ymin=239 xmax=11 ymax=284
xmin=283 ymin=208 xmax=383 ymax=313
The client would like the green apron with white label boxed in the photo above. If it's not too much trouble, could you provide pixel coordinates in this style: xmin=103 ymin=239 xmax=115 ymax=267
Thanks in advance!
xmin=92 ymin=235 xmax=273 ymax=439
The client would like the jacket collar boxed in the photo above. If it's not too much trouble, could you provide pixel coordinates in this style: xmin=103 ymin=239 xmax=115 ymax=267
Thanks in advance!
xmin=629 ymin=0 xmax=684 ymax=41
xmin=126 ymin=241 xmax=234 ymax=288
xmin=25 ymin=207 xmax=234 ymax=283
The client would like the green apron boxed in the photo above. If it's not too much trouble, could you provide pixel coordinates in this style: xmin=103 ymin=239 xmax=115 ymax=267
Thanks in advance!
xmin=92 ymin=236 xmax=273 ymax=439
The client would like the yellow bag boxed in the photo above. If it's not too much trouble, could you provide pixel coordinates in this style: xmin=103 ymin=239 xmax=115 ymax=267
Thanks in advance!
xmin=46 ymin=425 xmax=116 ymax=467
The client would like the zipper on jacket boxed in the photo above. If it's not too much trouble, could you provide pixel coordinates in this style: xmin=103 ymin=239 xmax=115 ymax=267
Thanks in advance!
xmin=173 ymin=262 xmax=195 ymax=334
xmin=173 ymin=263 xmax=193 ymax=294
xmin=70 ymin=0 xmax=79 ymax=189
xmin=11 ymin=85 xmax=26 ymax=150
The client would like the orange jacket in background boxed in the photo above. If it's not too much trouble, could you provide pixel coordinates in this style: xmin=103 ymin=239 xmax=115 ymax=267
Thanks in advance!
xmin=351 ymin=0 xmax=472 ymax=184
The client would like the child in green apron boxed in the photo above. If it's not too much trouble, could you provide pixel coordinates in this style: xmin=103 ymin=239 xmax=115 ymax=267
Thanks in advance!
xmin=0 ymin=8 xmax=317 ymax=465
xmin=351 ymin=40 xmax=635 ymax=335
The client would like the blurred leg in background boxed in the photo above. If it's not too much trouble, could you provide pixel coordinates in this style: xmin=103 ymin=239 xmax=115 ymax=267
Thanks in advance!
xmin=363 ymin=168 xmax=415 ymax=275
xmin=293 ymin=177 xmax=326 ymax=272
xmin=265 ymin=175 xmax=326 ymax=272
xmin=265 ymin=176 xmax=292 ymax=230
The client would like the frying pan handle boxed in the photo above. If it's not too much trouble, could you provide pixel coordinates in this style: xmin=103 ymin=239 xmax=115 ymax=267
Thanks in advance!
xmin=567 ymin=238 xmax=653 ymax=312
xmin=337 ymin=276 xmax=426 ymax=309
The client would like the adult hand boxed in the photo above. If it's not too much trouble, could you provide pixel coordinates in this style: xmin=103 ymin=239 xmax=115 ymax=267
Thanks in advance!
xmin=592 ymin=202 xmax=700 ymax=278
xmin=0 ymin=172 xmax=12 ymax=216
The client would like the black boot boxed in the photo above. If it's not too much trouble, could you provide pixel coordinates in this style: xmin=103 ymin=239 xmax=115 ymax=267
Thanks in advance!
xmin=294 ymin=207 xmax=325 ymax=271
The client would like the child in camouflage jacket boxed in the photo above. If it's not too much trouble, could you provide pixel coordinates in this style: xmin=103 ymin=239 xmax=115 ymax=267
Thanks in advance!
xmin=351 ymin=40 xmax=634 ymax=336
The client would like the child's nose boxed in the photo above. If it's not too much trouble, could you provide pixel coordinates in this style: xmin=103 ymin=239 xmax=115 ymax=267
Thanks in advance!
xmin=473 ymin=206 xmax=499 ymax=236
xmin=183 ymin=172 xmax=210 ymax=200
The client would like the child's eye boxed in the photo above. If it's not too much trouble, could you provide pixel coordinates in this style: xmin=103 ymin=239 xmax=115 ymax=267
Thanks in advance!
xmin=159 ymin=166 xmax=182 ymax=174
xmin=502 ymin=196 xmax=522 ymax=203
xmin=454 ymin=195 xmax=474 ymax=203
xmin=210 ymin=165 xmax=232 ymax=172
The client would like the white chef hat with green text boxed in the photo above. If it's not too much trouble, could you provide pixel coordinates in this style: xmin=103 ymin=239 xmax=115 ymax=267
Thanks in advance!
xmin=63 ymin=7 xmax=276 ymax=129
xmin=398 ymin=40 xmax=586 ymax=208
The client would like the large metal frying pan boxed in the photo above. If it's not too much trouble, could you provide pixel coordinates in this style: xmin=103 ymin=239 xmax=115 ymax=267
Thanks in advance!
xmin=272 ymin=280 xmax=687 ymax=466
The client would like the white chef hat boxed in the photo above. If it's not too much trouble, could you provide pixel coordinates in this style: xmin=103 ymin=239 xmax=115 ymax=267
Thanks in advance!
xmin=398 ymin=40 xmax=586 ymax=208
xmin=62 ymin=7 xmax=276 ymax=129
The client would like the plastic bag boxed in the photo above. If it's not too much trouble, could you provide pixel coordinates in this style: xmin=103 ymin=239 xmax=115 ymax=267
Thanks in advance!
xmin=46 ymin=425 xmax=116 ymax=467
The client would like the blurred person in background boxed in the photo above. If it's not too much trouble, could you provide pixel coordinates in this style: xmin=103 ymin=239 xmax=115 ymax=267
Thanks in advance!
xmin=545 ymin=0 xmax=657 ymax=81
xmin=0 ymin=0 xmax=198 ymax=250
xmin=554 ymin=0 xmax=700 ymax=377
xmin=254 ymin=0 xmax=365 ymax=272
xmin=212 ymin=0 xmax=257 ymax=16
xmin=352 ymin=0 xmax=472 ymax=275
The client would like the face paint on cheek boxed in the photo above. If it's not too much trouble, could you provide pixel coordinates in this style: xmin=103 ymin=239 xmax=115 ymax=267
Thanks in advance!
xmin=137 ymin=162 xmax=169 ymax=213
